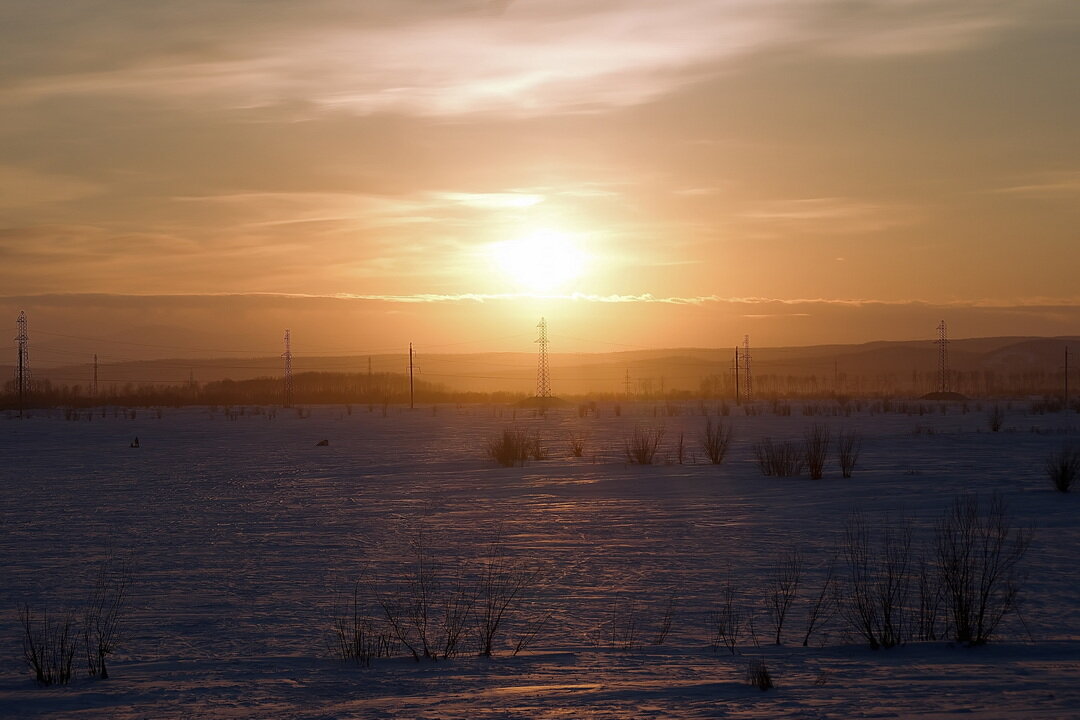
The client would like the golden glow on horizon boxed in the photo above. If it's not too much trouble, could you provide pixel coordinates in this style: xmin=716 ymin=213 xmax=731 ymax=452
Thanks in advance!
xmin=489 ymin=229 xmax=587 ymax=293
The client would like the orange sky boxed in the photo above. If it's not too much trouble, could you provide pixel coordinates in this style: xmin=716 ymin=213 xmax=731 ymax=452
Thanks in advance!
xmin=2 ymin=1 xmax=1079 ymax=359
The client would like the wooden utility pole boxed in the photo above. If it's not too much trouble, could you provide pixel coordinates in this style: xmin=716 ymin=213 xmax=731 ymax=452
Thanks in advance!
xmin=408 ymin=343 xmax=415 ymax=410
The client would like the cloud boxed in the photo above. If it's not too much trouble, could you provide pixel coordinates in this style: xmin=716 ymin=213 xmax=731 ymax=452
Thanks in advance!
xmin=0 ymin=1 xmax=1035 ymax=117
xmin=0 ymin=166 xmax=101 ymax=209
xmin=993 ymin=171 xmax=1080 ymax=198
xmin=739 ymin=197 xmax=917 ymax=234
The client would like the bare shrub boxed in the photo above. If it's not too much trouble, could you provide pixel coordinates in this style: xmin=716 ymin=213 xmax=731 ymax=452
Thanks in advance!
xmin=753 ymin=439 xmax=804 ymax=477
xmin=802 ymin=557 xmax=837 ymax=647
xmin=475 ymin=541 xmax=544 ymax=657
xmin=332 ymin=583 xmax=396 ymax=666
xmin=936 ymin=495 xmax=1031 ymax=645
xmin=987 ymin=405 xmax=1005 ymax=432
xmin=83 ymin=558 xmax=130 ymax=679
xmin=373 ymin=530 xmax=478 ymax=661
xmin=1045 ymin=446 xmax=1080 ymax=492
xmin=609 ymin=595 xmax=638 ymax=651
xmin=708 ymin=583 xmax=743 ymax=655
xmin=837 ymin=429 xmax=861 ymax=478
xmin=651 ymin=590 xmax=678 ymax=646
xmin=766 ymin=549 xmax=801 ymax=645
xmin=803 ymin=424 xmax=831 ymax=479
xmin=486 ymin=427 xmax=529 ymax=467
xmin=567 ymin=433 xmax=586 ymax=458
xmin=914 ymin=556 xmax=943 ymax=642
xmin=745 ymin=658 xmax=774 ymax=691
xmin=700 ymin=418 xmax=733 ymax=465
xmin=625 ymin=424 xmax=665 ymax=465
xmin=20 ymin=605 xmax=78 ymax=686
xmin=840 ymin=513 xmax=914 ymax=649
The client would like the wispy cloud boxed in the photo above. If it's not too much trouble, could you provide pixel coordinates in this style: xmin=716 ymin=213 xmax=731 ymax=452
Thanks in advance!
xmin=1 ymin=1 xmax=1032 ymax=117
xmin=993 ymin=171 xmax=1080 ymax=198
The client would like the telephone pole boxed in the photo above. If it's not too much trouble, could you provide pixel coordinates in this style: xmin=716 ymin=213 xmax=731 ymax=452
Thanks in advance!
xmin=93 ymin=353 xmax=99 ymax=398
xmin=282 ymin=329 xmax=293 ymax=408
xmin=15 ymin=311 xmax=30 ymax=418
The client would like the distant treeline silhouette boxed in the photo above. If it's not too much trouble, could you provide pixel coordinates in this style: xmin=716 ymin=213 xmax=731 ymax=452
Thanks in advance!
xmin=1 ymin=367 xmax=1074 ymax=410
xmin=1 ymin=371 xmax=524 ymax=410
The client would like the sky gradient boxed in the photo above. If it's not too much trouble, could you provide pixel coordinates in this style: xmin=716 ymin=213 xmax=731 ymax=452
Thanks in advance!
xmin=2 ymin=0 xmax=1079 ymax=359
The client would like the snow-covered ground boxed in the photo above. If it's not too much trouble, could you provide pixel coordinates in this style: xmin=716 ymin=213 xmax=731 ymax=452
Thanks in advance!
xmin=1 ymin=401 xmax=1078 ymax=719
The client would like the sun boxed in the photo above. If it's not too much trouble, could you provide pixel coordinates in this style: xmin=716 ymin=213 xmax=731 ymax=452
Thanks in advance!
xmin=489 ymin=229 xmax=587 ymax=292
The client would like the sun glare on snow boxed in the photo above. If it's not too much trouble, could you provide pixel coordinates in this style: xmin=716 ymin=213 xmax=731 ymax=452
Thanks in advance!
xmin=489 ymin=229 xmax=587 ymax=293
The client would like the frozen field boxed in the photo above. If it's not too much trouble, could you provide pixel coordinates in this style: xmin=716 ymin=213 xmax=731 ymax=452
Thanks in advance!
xmin=1 ymin=401 xmax=1079 ymax=719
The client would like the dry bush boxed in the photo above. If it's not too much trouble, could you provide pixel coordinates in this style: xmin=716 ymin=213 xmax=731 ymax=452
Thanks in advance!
xmin=372 ymin=530 xmax=478 ymax=661
xmin=745 ymin=658 xmax=774 ymax=691
xmin=936 ymin=495 xmax=1031 ymax=645
xmin=766 ymin=549 xmax=801 ymax=645
xmin=608 ymin=595 xmax=639 ymax=651
xmin=651 ymin=590 xmax=678 ymax=646
xmin=332 ymin=582 xmax=397 ymax=666
xmin=987 ymin=405 xmax=1005 ymax=432
xmin=803 ymin=424 xmax=831 ymax=479
xmin=753 ymin=439 xmax=804 ymax=477
xmin=837 ymin=429 xmax=861 ymax=478
xmin=700 ymin=418 xmax=733 ymax=465
xmin=486 ymin=427 xmax=530 ymax=467
xmin=840 ymin=513 xmax=914 ymax=649
xmin=802 ymin=557 xmax=837 ymax=647
xmin=567 ymin=433 xmax=586 ymax=458
xmin=83 ymin=557 xmax=130 ymax=679
xmin=708 ymin=583 xmax=743 ymax=655
xmin=20 ymin=605 xmax=78 ymax=686
xmin=625 ymin=424 xmax=665 ymax=465
xmin=475 ymin=541 xmax=545 ymax=657
xmin=1045 ymin=446 xmax=1080 ymax=492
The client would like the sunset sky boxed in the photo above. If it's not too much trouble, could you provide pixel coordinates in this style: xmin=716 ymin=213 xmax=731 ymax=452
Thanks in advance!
xmin=2 ymin=1 xmax=1079 ymax=359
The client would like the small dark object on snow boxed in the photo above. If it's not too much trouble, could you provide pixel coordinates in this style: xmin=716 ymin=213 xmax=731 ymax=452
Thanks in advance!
xmin=130 ymin=437 xmax=140 ymax=448
xmin=316 ymin=439 xmax=329 ymax=446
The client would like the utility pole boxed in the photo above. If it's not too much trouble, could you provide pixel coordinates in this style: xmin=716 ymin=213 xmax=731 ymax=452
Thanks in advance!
xmin=408 ymin=342 xmax=415 ymax=410
xmin=1065 ymin=346 xmax=1070 ymax=408
xmin=15 ymin=311 xmax=30 ymax=418
xmin=93 ymin=353 xmax=99 ymax=398
xmin=282 ymin=329 xmax=293 ymax=408
xmin=623 ymin=368 xmax=632 ymax=399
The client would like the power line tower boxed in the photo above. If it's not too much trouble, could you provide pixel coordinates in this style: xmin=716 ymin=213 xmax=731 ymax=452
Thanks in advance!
xmin=408 ymin=342 xmax=416 ymax=410
xmin=935 ymin=320 xmax=949 ymax=394
xmin=623 ymin=368 xmax=632 ymax=399
xmin=282 ymin=329 xmax=294 ymax=408
xmin=741 ymin=334 xmax=753 ymax=404
xmin=732 ymin=345 xmax=741 ymax=406
xmin=535 ymin=317 xmax=552 ymax=398
xmin=15 ymin=311 xmax=30 ymax=417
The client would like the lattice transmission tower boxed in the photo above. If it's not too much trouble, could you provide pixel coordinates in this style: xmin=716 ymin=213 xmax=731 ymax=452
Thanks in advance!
xmin=282 ymin=329 xmax=294 ymax=408
xmin=935 ymin=320 xmax=949 ymax=394
xmin=741 ymin=334 xmax=753 ymax=404
xmin=15 ymin=311 xmax=30 ymax=417
xmin=535 ymin=317 xmax=552 ymax=398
